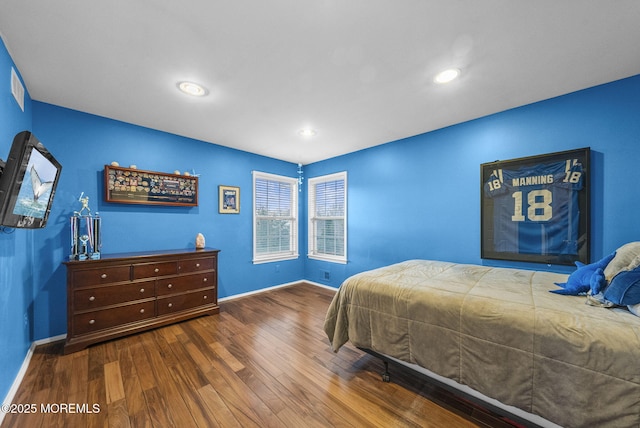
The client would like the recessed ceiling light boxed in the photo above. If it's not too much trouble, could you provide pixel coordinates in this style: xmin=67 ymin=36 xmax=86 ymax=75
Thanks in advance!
xmin=434 ymin=68 xmax=461 ymax=84
xmin=177 ymin=81 xmax=208 ymax=96
xmin=298 ymin=128 xmax=317 ymax=137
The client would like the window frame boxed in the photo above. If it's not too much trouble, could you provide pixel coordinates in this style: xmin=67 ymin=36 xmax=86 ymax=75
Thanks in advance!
xmin=307 ymin=171 xmax=347 ymax=264
xmin=252 ymin=171 xmax=299 ymax=264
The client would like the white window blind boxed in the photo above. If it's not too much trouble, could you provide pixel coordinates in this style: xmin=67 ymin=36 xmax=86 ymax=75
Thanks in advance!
xmin=253 ymin=171 xmax=298 ymax=263
xmin=308 ymin=172 xmax=347 ymax=263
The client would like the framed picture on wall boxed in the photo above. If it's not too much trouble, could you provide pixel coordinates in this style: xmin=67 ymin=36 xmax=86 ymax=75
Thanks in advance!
xmin=480 ymin=148 xmax=590 ymax=265
xmin=104 ymin=165 xmax=198 ymax=207
xmin=219 ymin=185 xmax=240 ymax=214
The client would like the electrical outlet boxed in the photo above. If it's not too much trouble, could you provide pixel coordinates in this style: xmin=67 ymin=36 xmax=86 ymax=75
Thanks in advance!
xmin=322 ymin=270 xmax=330 ymax=281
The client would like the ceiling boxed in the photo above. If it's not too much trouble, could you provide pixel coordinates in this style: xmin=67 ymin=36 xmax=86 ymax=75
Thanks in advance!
xmin=1 ymin=1 xmax=639 ymax=165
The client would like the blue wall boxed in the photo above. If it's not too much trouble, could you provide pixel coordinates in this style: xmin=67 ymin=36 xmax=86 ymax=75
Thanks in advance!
xmin=305 ymin=74 xmax=640 ymax=287
xmin=0 ymin=39 xmax=35 ymax=404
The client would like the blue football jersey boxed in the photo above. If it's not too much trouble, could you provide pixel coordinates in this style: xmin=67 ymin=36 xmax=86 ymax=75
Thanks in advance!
xmin=484 ymin=159 xmax=583 ymax=255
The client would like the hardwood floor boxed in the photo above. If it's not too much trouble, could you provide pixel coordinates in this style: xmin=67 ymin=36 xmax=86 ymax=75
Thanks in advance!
xmin=1 ymin=283 xmax=520 ymax=428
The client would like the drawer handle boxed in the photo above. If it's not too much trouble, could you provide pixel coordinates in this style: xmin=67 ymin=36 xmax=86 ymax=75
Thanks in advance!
xmin=154 ymin=268 xmax=160 ymax=273
xmin=167 ymin=284 xmax=173 ymax=289
xmin=203 ymin=278 xmax=208 ymax=282
xmin=196 ymin=263 xmax=200 ymax=268
xmin=89 ymin=319 xmax=95 ymax=325
xmin=140 ymin=288 xmax=145 ymax=293
xmin=101 ymin=273 xmax=107 ymax=279
xmin=89 ymin=296 xmax=95 ymax=301
xmin=168 ymin=303 xmax=173 ymax=308
xmin=140 ymin=309 xmax=145 ymax=314
xmin=203 ymin=295 xmax=208 ymax=300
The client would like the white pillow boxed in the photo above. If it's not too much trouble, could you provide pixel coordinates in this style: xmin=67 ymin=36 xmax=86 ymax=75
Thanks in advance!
xmin=604 ymin=242 xmax=640 ymax=282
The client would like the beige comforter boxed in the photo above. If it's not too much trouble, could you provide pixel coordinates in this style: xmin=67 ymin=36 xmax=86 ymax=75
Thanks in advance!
xmin=324 ymin=260 xmax=640 ymax=428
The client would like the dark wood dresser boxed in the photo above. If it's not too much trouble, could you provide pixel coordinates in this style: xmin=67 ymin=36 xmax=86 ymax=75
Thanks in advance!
xmin=63 ymin=248 xmax=220 ymax=354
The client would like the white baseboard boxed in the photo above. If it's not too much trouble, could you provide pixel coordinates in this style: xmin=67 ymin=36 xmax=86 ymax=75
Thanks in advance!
xmin=218 ymin=279 xmax=336 ymax=302
xmin=0 ymin=334 xmax=66 ymax=425
xmin=301 ymin=280 xmax=338 ymax=291
xmin=218 ymin=280 xmax=301 ymax=302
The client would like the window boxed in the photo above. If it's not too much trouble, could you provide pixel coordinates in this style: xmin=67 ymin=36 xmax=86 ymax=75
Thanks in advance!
xmin=308 ymin=172 xmax=347 ymax=263
xmin=253 ymin=171 xmax=298 ymax=264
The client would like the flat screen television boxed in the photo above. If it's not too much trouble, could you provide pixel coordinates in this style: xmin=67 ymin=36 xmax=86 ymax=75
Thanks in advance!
xmin=0 ymin=131 xmax=62 ymax=228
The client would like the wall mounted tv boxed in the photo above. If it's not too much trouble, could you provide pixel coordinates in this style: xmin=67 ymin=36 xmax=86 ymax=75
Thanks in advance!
xmin=0 ymin=131 xmax=62 ymax=229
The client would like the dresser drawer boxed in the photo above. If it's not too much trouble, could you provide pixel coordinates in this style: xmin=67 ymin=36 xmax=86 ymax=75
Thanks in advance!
xmin=177 ymin=257 xmax=215 ymax=274
xmin=73 ymin=265 xmax=131 ymax=286
xmin=132 ymin=261 xmax=177 ymax=279
xmin=157 ymin=289 xmax=216 ymax=316
xmin=156 ymin=272 xmax=214 ymax=296
xmin=72 ymin=301 xmax=155 ymax=335
xmin=73 ymin=281 xmax=155 ymax=311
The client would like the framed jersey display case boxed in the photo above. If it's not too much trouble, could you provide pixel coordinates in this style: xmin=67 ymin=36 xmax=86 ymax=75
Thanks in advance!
xmin=481 ymin=148 xmax=590 ymax=265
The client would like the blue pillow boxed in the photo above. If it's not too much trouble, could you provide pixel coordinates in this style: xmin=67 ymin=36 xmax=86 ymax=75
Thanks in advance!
xmin=603 ymin=265 xmax=640 ymax=305
xmin=550 ymin=252 xmax=616 ymax=296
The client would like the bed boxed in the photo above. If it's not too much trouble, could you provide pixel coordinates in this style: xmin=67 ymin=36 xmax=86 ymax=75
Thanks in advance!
xmin=324 ymin=243 xmax=640 ymax=428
